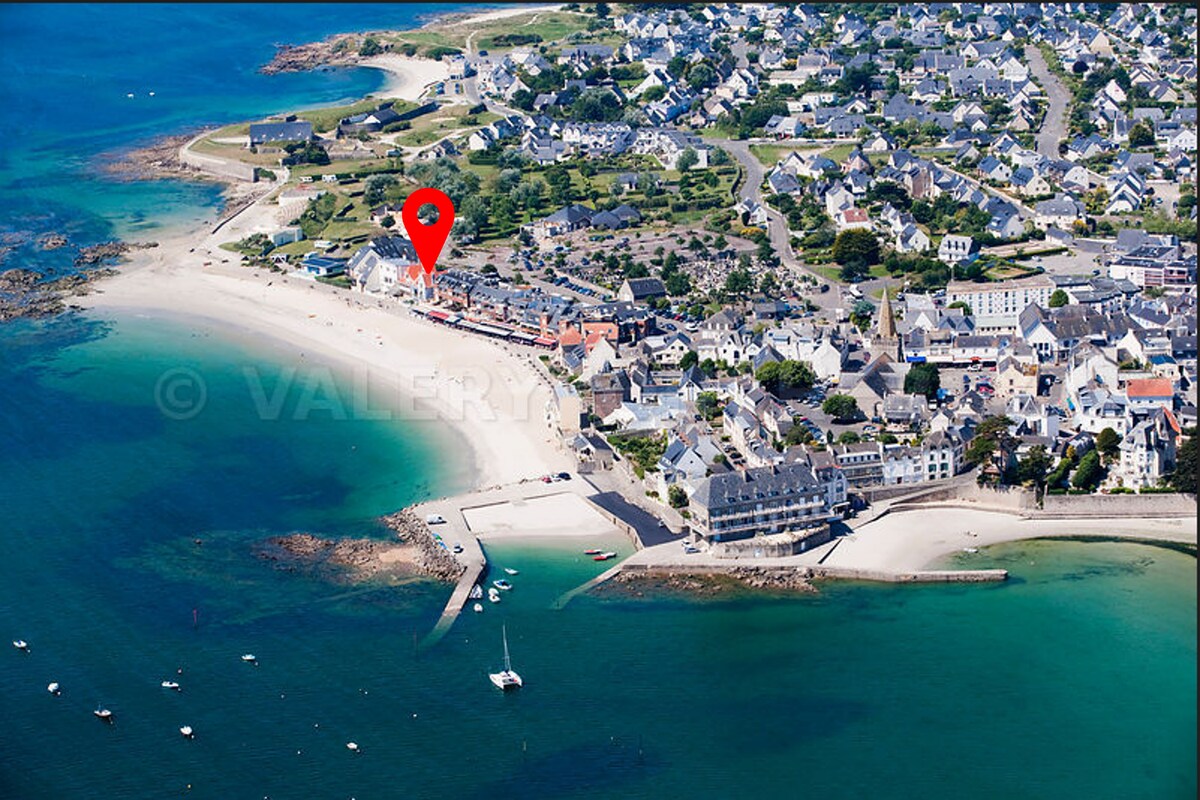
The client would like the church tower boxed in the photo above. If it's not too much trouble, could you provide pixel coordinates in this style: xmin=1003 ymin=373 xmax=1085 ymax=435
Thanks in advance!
xmin=868 ymin=287 xmax=902 ymax=362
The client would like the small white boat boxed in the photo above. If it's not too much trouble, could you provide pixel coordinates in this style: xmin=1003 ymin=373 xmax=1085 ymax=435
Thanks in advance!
xmin=241 ymin=654 xmax=257 ymax=664
xmin=488 ymin=587 xmax=501 ymax=604
xmin=161 ymin=681 xmax=181 ymax=691
xmin=468 ymin=585 xmax=483 ymax=600
xmin=492 ymin=579 xmax=512 ymax=591
xmin=12 ymin=640 xmax=29 ymax=651
xmin=180 ymin=725 xmax=194 ymax=739
xmin=148 ymin=91 xmax=156 ymax=97
xmin=47 ymin=682 xmax=61 ymax=696
xmin=488 ymin=625 xmax=522 ymax=691
xmin=346 ymin=742 xmax=360 ymax=752
xmin=473 ymin=603 xmax=484 ymax=613
xmin=963 ymin=547 xmax=979 ymax=554
xmin=125 ymin=92 xmax=134 ymax=98
xmin=94 ymin=706 xmax=113 ymax=722
xmin=503 ymin=568 xmax=519 ymax=575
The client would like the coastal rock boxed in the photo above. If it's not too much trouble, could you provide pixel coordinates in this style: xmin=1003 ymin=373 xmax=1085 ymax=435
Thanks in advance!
xmin=380 ymin=509 xmax=467 ymax=583
xmin=38 ymin=233 xmax=69 ymax=250
xmin=0 ymin=268 xmax=115 ymax=322
xmin=261 ymin=36 xmax=360 ymax=75
xmin=102 ymin=133 xmax=196 ymax=182
xmin=602 ymin=566 xmax=818 ymax=597
xmin=73 ymin=241 xmax=157 ymax=267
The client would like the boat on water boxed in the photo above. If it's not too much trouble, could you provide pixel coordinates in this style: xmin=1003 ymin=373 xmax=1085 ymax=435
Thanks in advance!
xmin=241 ymin=654 xmax=257 ymax=664
xmin=504 ymin=567 xmax=519 ymax=575
xmin=473 ymin=603 xmax=484 ymax=613
xmin=584 ymin=549 xmax=602 ymax=555
xmin=346 ymin=742 xmax=360 ymax=752
xmin=47 ymin=682 xmax=61 ymax=696
xmin=180 ymin=726 xmax=194 ymax=739
xmin=493 ymin=579 xmax=513 ymax=591
xmin=12 ymin=639 xmax=29 ymax=651
xmin=94 ymin=706 xmax=113 ymax=723
xmin=468 ymin=585 xmax=484 ymax=600
xmin=488 ymin=625 xmax=523 ymax=691
xmin=488 ymin=587 xmax=501 ymax=603
xmin=161 ymin=681 xmax=181 ymax=691
xmin=592 ymin=551 xmax=617 ymax=561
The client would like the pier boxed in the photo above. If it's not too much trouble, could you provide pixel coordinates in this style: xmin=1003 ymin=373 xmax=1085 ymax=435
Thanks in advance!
xmin=413 ymin=473 xmax=649 ymax=647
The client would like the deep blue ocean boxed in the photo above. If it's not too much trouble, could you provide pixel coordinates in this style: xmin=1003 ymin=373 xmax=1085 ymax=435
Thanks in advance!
xmin=0 ymin=5 xmax=1196 ymax=798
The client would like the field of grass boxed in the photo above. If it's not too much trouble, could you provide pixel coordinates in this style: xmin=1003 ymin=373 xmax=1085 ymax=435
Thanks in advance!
xmin=379 ymin=10 xmax=592 ymax=54
xmin=748 ymin=143 xmax=825 ymax=166
xmin=294 ymin=99 xmax=418 ymax=134
xmin=810 ymin=262 xmax=890 ymax=284
xmin=190 ymin=138 xmax=281 ymax=166
xmin=391 ymin=106 xmax=500 ymax=148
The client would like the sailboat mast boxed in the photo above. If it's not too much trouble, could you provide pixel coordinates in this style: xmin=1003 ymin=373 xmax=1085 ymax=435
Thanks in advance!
xmin=502 ymin=625 xmax=511 ymax=672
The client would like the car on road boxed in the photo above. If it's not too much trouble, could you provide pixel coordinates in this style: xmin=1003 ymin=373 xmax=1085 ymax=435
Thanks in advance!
xmin=862 ymin=424 xmax=877 ymax=433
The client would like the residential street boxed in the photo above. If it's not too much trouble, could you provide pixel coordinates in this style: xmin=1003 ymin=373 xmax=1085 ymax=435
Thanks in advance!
xmin=1025 ymin=45 xmax=1072 ymax=160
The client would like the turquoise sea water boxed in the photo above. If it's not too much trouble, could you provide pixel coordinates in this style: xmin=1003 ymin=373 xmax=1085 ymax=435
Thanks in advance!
xmin=1 ymin=314 xmax=1195 ymax=798
xmin=1 ymin=3 xmax=1196 ymax=797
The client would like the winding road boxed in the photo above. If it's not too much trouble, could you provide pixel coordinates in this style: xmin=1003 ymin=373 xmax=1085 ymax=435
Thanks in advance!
xmin=1025 ymin=45 xmax=1071 ymax=160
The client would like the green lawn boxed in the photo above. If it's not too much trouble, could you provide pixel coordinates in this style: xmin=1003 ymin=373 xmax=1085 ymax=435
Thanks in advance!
xmin=811 ymin=262 xmax=890 ymax=284
xmin=294 ymin=99 xmax=418 ymax=134
xmin=748 ymin=143 xmax=825 ymax=166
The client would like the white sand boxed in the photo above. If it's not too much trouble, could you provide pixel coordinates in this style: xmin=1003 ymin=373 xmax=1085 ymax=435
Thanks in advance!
xmin=819 ymin=508 xmax=1197 ymax=572
xmin=464 ymin=493 xmax=621 ymax=538
xmin=78 ymin=228 xmax=572 ymax=490
xmin=359 ymin=54 xmax=450 ymax=102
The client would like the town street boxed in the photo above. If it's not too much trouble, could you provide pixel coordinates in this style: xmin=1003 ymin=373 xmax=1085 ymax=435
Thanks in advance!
xmin=1025 ymin=45 xmax=1072 ymax=160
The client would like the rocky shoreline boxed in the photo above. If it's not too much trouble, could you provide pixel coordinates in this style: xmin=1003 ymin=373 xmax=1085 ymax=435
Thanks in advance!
xmin=253 ymin=509 xmax=465 ymax=586
xmin=261 ymin=35 xmax=364 ymax=75
xmin=0 ymin=267 xmax=117 ymax=322
xmin=380 ymin=508 xmax=467 ymax=583
xmin=100 ymin=133 xmax=207 ymax=183
xmin=598 ymin=566 xmax=818 ymax=598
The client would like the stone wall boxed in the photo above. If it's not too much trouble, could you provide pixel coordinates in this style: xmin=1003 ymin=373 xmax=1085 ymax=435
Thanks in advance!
xmin=1038 ymin=492 xmax=1196 ymax=518
xmin=179 ymin=148 xmax=257 ymax=182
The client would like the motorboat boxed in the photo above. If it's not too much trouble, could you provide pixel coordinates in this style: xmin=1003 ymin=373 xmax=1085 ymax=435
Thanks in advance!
xmin=488 ymin=587 xmax=501 ymax=603
xmin=94 ymin=706 xmax=113 ymax=723
xmin=346 ymin=742 xmax=360 ymax=752
xmin=473 ymin=603 xmax=484 ymax=613
xmin=488 ymin=625 xmax=523 ymax=691
xmin=161 ymin=681 xmax=181 ymax=691
xmin=592 ymin=552 xmax=617 ymax=561
xmin=492 ymin=579 xmax=513 ymax=591
xmin=12 ymin=640 xmax=28 ymax=652
xmin=47 ymin=682 xmax=61 ymax=696
xmin=503 ymin=568 xmax=519 ymax=575
xmin=241 ymin=654 xmax=258 ymax=664
xmin=584 ymin=549 xmax=602 ymax=556
xmin=180 ymin=726 xmax=194 ymax=739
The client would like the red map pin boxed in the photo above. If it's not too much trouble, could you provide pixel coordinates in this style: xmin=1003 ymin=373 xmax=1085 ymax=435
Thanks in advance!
xmin=402 ymin=187 xmax=455 ymax=274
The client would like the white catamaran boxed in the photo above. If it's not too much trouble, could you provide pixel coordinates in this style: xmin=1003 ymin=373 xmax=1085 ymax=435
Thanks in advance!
xmin=488 ymin=625 xmax=523 ymax=691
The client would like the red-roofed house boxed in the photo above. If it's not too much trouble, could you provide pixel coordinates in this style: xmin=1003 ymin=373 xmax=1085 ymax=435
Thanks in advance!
xmin=401 ymin=263 xmax=434 ymax=300
xmin=835 ymin=206 xmax=872 ymax=231
xmin=1125 ymin=378 xmax=1173 ymax=409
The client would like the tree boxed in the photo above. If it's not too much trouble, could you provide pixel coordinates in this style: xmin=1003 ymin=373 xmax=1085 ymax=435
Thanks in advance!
xmin=1049 ymin=288 xmax=1069 ymax=308
xmin=1016 ymin=445 xmax=1052 ymax=487
xmin=1096 ymin=427 xmax=1121 ymax=462
xmin=668 ymin=484 xmax=688 ymax=508
xmin=676 ymin=146 xmax=700 ymax=172
xmin=822 ymin=394 xmax=860 ymax=423
xmin=832 ymin=229 xmax=880 ymax=265
xmin=756 ymin=360 xmax=816 ymax=396
xmin=1127 ymin=122 xmax=1156 ymax=149
xmin=359 ymin=37 xmax=383 ymax=57
xmin=594 ymin=2 xmax=609 ymax=19
xmin=964 ymin=415 xmax=1015 ymax=467
xmin=679 ymin=350 xmax=699 ymax=371
xmin=758 ymin=271 xmax=780 ymax=297
xmin=696 ymin=391 xmax=720 ymax=420
xmin=837 ymin=431 xmax=862 ymax=445
xmin=947 ymin=300 xmax=972 ymax=316
xmin=641 ymin=84 xmax=667 ymax=103
xmin=1071 ymin=449 xmax=1103 ymax=491
xmin=724 ymin=267 xmax=754 ymax=296
xmin=1168 ymin=429 xmax=1197 ymax=494
xmin=904 ymin=363 xmax=941 ymax=400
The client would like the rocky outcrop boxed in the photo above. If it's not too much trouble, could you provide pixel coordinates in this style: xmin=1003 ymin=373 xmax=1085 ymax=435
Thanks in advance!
xmin=603 ymin=566 xmax=817 ymax=597
xmin=380 ymin=508 xmax=466 ymax=583
xmin=73 ymin=241 xmax=157 ymax=267
xmin=255 ymin=532 xmax=424 ymax=583
xmin=38 ymin=233 xmax=69 ymax=250
xmin=102 ymin=134 xmax=196 ymax=182
xmin=261 ymin=36 xmax=360 ymax=75
xmin=0 ymin=267 xmax=116 ymax=321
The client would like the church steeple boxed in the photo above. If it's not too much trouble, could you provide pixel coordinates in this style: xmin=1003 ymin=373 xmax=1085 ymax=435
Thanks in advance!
xmin=878 ymin=287 xmax=896 ymax=339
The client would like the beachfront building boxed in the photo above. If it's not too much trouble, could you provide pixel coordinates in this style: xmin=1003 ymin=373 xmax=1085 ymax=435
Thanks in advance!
xmin=347 ymin=235 xmax=428 ymax=299
xmin=549 ymin=382 xmax=584 ymax=437
xmin=687 ymin=463 xmax=832 ymax=556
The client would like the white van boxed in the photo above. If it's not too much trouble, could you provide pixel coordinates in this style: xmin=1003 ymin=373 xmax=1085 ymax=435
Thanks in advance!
xmin=425 ymin=514 xmax=446 ymax=525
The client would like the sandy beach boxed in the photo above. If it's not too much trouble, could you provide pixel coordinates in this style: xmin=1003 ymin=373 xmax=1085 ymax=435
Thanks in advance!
xmin=78 ymin=243 xmax=573 ymax=491
xmin=359 ymin=53 xmax=450 ymax=102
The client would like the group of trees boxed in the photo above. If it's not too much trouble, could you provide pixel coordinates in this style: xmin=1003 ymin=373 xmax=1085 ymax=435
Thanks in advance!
xmin=831 ymin=229 xmax=880 ymax=283
xmin=755 ymin=360 xmax=817 ymax=397
xmin=903 ymin=363 xmax=941 ymax=400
